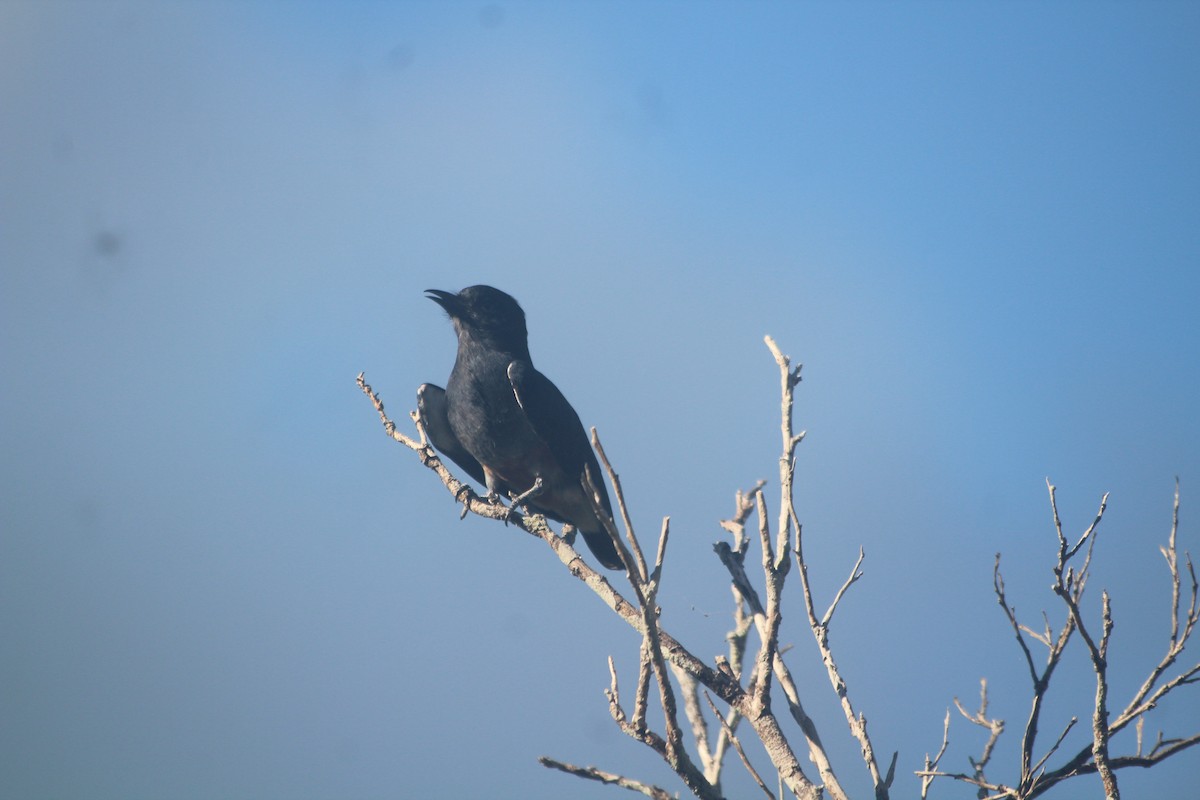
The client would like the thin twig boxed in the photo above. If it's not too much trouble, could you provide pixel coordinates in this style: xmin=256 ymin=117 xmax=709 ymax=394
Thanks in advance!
xmin=592 ymin=429 xmax=651 ymax=584
xmin=1027 ymin=716 xmax=1077 ymax=791
xmin=954 ymin=679 xmax=1005 ymax=787
xmin=920 ymin=709 xmax=952 ymax=800
xmin=581 ymin=460 xmax=716 ymax=799
xmin=821 ymin=548 xmax=865 ymax=627
xmin=704 ymin=692 xmax=775 ymax=800
xmin=672 ymin=664 xmax=721 ymax=788
xmin=538 ymin=757 xmax=676 ymax=800
xmin=1049 ymin=486 xmax=1119 ymax=799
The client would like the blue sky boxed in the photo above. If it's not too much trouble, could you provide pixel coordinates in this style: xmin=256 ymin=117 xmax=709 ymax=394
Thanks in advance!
xmin=2 ymin=2 xmax=1198 ymax=798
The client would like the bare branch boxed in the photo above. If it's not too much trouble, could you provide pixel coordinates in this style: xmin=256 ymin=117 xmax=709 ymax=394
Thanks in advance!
xmin=713 ymin=541 xmax=765 ymax=617
xmin=652 ymin=517 xmax=671 ymax=591
xmin=1026 ymin=715 xmax=1077 ymax=791
xmin=796 ymin=528 xmax=888 ymax=797
xmin=714 ymin=496 xmax=849 ymax=800
xmin=633 ymin=643 xmax=653 ymax=734
xmin=1048 ymin=485 xmax=1119 ymax=799
xmin=581 ymin=427 xmax=816 ymax=799
xmin=953 ymin=679 xmax=1005 ymax=786
xmin=607 ymin=656 xmax=626 ymax=723
xmin=704 ymin=692 xmax=775 ymax=800
xmin=582 ymin=460 xmax=718 ymax=799
xmin=768 ymin=649 xmax=848 ymax=800
xmin=1114 ymin=480 xmax=1200 ymax=732
xmin=1167 ymin=479 xmax=1185 ymax=645
xmin=920 ymin=481 xmax=1200 ymax=800
xmin=369 ymin=346 xmax=1200 ymax=800
xmin=672 ymin=664 xmax=723 ymax=788
xmin=920 ymin=709 xmax=952 ymax=800
xmin=764 ymin=337 xmax=887 ymax=799
xmin=714 ymin=484 xmax=850 ymax=798
xmin=1028 ymin=734 xmax=1200 ymax=799
xmin=751 ymin=490 xmax=782 ymax=716
xmin=592 ymin=428 xmax=650 ymax=584
xmin=912 ymin=765 xmax=1010 ymax=800
xmin=994 ymin=556 xmax=1039 ymax=685
xmin=764 ymin=336 xmax=799 ymax=569
xmin=757 ymin=339 xmax=859 ymax=799
xmin=821 ymin=547 xmax=865 ymax=627
xmin=538 ymin=757 xmax=677 ymax=800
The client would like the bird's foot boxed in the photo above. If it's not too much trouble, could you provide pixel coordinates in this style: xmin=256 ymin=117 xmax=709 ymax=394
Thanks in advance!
xmin=482 ymin=489 xmax=515 ymax=525
xmin=453 ymin=483 xmax=473 ymax=519
xmin=510 ymin=476 xmax=545 ymax=517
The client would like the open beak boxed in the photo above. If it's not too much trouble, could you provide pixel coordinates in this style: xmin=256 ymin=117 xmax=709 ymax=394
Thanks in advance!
xmin=425 ymin=289 xmax=460 ymax=314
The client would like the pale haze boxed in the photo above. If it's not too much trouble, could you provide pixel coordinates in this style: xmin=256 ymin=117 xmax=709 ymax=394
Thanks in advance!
xmin=2 ymin=2 xmax=1198 ymax=799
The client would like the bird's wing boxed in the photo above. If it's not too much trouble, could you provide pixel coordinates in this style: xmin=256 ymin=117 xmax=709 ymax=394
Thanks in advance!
xmin=506 ymin=361 xmax=613 ymax=516
xmin=417 ymin=383 xmax=488 ymax=486
xmin=507 ymin=361 xmax=624 ymax=570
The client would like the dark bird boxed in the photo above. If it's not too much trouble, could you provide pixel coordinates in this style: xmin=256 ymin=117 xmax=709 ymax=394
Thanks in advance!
xmin=419 ymin=285 xmax=623 ymax=570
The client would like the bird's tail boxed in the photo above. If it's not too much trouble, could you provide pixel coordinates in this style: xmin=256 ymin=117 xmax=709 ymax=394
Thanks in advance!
xmin=580 ymin=527 xmax=624 ymax=571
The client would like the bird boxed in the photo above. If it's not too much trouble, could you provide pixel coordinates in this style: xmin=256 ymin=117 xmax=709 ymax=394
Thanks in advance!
xmin=418 ymin=285 xmax=624 ymax=570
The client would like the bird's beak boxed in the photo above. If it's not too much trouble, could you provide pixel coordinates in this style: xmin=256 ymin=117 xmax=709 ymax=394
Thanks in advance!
xmin=425 ymin=289 xmax=460 ymax=314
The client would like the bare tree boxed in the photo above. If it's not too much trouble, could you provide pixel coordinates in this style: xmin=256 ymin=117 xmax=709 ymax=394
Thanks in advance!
xmin=358 ymin=336 xmax=1199 ymax=799
xmin=918 ymin=479 xmax=1200 ymax=800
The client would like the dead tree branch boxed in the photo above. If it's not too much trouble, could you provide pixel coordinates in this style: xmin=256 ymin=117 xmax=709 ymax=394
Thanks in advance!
xmin=537 ymin=757 xmax=676 ymax=800
xmin=920 ymin=480 xmax=1200 ymax=799
xmin=765 ymin=337 xmax=893 ymax=800
xmin=715 ymin=485 xmax=848 ymax=800
xmin=358 ymin=365 xmax=822 ymax=800
xmin=362 ymin=333 xmax=1198 ymax=800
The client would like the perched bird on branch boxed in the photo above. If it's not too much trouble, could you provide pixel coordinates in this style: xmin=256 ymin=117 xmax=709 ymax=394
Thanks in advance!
xmin=419 ymin=285 xmax=623 ymax=570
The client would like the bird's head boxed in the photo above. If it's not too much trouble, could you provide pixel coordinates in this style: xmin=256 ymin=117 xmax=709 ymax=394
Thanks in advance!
xmin=426 ymin=285 xmax=530 ymax=355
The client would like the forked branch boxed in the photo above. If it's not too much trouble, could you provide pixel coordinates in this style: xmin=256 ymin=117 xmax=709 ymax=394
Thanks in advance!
xmin=920 ymin=481 xmax=1200 ymax=799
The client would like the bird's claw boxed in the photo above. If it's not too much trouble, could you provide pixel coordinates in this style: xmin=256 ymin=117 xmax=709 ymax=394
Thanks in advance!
xmin=511 ymin=476 xmax=545 ymax=515
xmin=453 ymin=483 xmax=473 ymax=519
xmin=480 ymin=489 xmax=515 ymax=525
